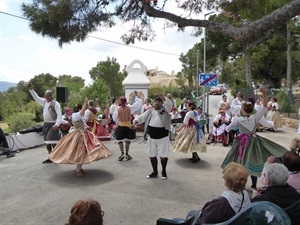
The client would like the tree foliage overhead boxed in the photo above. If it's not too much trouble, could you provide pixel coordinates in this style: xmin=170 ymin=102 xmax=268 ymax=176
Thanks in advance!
xmin=22 ymin=0 xmax=300 ymax=46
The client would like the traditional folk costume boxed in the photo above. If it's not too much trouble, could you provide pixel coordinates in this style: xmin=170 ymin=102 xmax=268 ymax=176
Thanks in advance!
xmin=60 ymin=108 xmax=72 ymax=136
xmin=29 ymin=89 xmax=62 ymax=162
xmin=142 ymin=103 xmax=153 ymax=113
xmin=221 ymin=105 xmax=288 ymax=187
xmin=266 ymin=102 xmax=282 ymax=132
xmin=254 ymin=103 xmax=273 ymax=130
xmin=133 ymin=97 xmax=173 ymax=180
xmin=210 ymin=111 xmax=231 ymax=143
xmin=49 ymin=112 xmax=111 ymax=176
xmin=170 ymin=109 xmax=181 ymax=141
xmin=173 ymin=110 xmax=207 ymax=162
xmin=84 ymin=104 xmax=110 ymax=140
xmin=230 ymin=97 xmax=244 ymax=115
xmin=113 ymin=96 xmax=142 ymax=161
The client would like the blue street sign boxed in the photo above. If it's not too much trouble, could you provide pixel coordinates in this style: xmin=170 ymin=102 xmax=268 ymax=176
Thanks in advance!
xmin=199 ymin=73 xmax=218 ymax=86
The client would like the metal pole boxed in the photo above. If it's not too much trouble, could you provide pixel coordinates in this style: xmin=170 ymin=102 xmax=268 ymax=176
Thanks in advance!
xmin=204 ymin=11 xmax=214 ymax=133
xmin=196 ymin=50 xmax=199 ymax=98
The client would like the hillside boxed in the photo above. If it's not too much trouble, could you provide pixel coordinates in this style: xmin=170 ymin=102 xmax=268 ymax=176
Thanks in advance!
xmin=0 ymin=81 xmax=17 ymax=92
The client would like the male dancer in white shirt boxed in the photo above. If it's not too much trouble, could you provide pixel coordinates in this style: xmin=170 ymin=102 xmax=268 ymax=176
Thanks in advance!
xmin=28 ymin=83 xmax=62 ymax=163
xmin=133 ymin=94 xmax=172 ymax=180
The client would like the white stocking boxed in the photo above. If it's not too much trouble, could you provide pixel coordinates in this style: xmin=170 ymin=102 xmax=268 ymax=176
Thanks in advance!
xmin=76 ymin=164 xmax=83 ymax=172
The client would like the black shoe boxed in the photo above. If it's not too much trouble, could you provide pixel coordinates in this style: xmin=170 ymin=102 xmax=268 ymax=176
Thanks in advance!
xmin=118 ymin=154 xmax=125 ymax=161
xmin=42 ymin=159 xmax=53 ymax=164
xmin=146 ymin=172 xmax=158 ymax=179
xmin=161 ymin=171 xmax=167 ymax=180
xmin=126 ymin=154 xmax=132 ymax=161
xmin=192 ymin=158 xmax=201 ymax=163
xmin=6 ymin=152 xmax=15 ymax=158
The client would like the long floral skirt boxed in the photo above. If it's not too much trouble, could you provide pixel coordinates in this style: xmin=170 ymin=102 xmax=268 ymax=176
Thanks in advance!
xmin=49 ymin=129 xmax=111 ymax=164
xmin=221 ymin=134 xmax=287 ymax=177
xmin=172 ymin=126 xmax=207 ymax=153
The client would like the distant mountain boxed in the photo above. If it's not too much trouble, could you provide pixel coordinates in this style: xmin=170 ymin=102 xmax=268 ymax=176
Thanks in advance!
xmin=0 ymin=81 xmax=17 ymax=92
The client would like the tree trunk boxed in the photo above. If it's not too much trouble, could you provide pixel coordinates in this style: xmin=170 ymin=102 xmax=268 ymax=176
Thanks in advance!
xmin=286 ymin=23 xmax=293 ymax=90
xmin=245 ymin=48 xmax=252 ymax=87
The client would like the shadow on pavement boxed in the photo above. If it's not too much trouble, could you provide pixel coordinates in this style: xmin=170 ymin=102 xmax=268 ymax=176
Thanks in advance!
xmin=49 ymin=169 xmax=114 ymax=187
xmin=175 ymin=158 xmax=212 ymax=170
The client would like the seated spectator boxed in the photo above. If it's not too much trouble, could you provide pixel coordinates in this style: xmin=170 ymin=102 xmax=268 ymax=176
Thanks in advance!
xmin=290 ymin=137 xmax=300 ymax=154
xmin=65 ymin=199 xmax=104 ymax=225
xmin=196 ymin=162 xmax=251 ymax=224
xmin=260 ymin=153 xmax=300 ymax=193
xmin=98 ymin=108 xmax=115 ymax=133
xmin=283 ymin=151 xmax=300 ymax=193
xmin=0 ymin=128 xmax=15 ymax=158
xmin=209 ymin=109 xmax=230 ymax=143
xmin=253 ymin=163 xmax=300 ymax=209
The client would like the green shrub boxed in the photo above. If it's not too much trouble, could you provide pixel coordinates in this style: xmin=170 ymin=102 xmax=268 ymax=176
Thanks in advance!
xmin=7 ymin=112 xmax=36 ymax=133
xmin=277 ymin=91 xmax=297 ymax=115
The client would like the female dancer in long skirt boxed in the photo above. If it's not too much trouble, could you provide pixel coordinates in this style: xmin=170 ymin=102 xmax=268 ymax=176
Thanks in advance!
xmin=173 ymin=102 xmax=207 ymax=163
xmin=50 ymin=98 xmax=111 ymax=176
xmin=221 ymin=88 xmax=288 ymax=188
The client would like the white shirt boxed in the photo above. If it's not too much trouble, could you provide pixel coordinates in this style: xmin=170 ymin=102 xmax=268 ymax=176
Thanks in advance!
xmin=149 ymin=110 xmax=164 ymax=127
xmin=218 ymin=100 xmax=228 ymax=109
xmin=272 ymin=102 xmax=279 ymax=110
xmin=113 ymin=97 xmax=143 ymax=125
xmin=84 ymin=107 xmax=101 ymax=121
xmin=29 ymin=89 xmax=62 ymax=126
xmin=171 ymin=112 xmax=181 ymax=120
xmin=134 ymin=98 xmax=173 ymax=126
xmin=183 ymin=111 xmax=197 ymax=126
xmin=109 ymin=103 xmax=118 ymax=117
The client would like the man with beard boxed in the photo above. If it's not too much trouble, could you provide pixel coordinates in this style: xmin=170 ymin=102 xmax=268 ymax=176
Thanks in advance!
xmin=133 ymin=94 xmax=172 ymax=180
xmin=28 ymin=83 xmax=62 ymax=163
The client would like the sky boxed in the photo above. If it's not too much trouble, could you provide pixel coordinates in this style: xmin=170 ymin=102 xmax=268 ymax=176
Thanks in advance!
xmin=0 ymin=0 xmax=204 ymax=85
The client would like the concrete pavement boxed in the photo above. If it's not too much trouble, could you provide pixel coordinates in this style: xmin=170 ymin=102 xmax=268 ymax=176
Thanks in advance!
xmin=0 ymin=124 xmax=296 ymax=225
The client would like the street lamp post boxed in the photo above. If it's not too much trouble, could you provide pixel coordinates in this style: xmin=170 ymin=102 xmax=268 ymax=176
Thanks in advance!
xmin=204 ymin=11 xmax=214 ymax=133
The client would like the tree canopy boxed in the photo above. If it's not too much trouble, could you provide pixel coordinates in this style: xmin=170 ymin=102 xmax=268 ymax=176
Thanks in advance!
xmin=22 ymin=0 xmax=300 ymax=46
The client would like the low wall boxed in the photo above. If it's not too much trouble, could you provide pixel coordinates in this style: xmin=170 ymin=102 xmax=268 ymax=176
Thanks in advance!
xmin=282 ymin=116 xmax=299 ymax=129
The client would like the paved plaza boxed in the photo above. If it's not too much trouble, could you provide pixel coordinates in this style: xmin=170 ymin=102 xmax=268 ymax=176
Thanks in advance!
xmin=0 ymin=124 xmax=296 ymax=225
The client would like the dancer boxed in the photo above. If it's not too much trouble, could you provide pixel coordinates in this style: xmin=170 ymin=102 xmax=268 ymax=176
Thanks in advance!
xmin=173 ymin=102 xmax=207 ymax=163
xmin=266 ymin=97 xmax=282 ymax=132
xmin=254 ymin=98 xmax=273 ymax=131
xmin=49 ymin=98 xmax=111 ymax=177
xmin=170 ymin=107 xmax=181 ymax=141
xmin=133 ymin=94 xmax=172 ymax=180
xmin=84 ymin=98 xmax=110 ymax=139
xmin=230 ymin=92 xmax=244 ymax=116
xmin=221 ymin=88 xmax=288 ymax=189
xmin=113 ymin=92 xmax=142 ymax=161
xmin=141 ymin=98 xmax=153 ymax=113
xmin=28 ymin=83 xmax=62 ymax=163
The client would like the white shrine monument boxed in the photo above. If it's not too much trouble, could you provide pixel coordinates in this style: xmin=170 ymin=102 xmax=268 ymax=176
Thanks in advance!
xmin=122 ymin=59 xmax=150 ymax=105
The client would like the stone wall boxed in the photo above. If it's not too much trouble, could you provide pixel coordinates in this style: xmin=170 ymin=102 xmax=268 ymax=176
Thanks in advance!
xmin=282 ymin=116 xmax=299 ymax=129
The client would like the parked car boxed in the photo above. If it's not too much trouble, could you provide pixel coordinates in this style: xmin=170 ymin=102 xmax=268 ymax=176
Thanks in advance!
xmin=209 ymin=86 xmax=224 ymax=95
xmin=218 ymin=84 xmax=227 ymax=93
